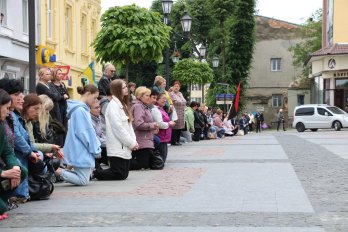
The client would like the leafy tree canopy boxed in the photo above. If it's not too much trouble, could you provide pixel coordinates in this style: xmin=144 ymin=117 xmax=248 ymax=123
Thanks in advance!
xmin=289 ymin=8 xmax=322 ymax=76
xmin=92 ymin=4 xmax=172 ymax=79
xmin=172 ymin=58 xmax=214 ymax=85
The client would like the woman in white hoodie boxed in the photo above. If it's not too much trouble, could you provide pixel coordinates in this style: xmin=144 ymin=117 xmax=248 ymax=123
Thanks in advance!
xmin=93 ymin=79 xmax=138 ymax=180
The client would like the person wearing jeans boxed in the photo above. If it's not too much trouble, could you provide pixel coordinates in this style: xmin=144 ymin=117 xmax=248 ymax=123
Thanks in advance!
xmin=55 ymin=85 xmax=101 ymax=186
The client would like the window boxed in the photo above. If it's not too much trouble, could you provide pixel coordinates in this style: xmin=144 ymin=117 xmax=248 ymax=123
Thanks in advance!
xmin=81 ymin=14 xmax=87 ymax=52
xmin=47 ymin=0 xmax=52 ymax=38
xmin=191 ymin=84 xmax=201 ymax=91
xmin=1 ymin=71 xmax=16 ymax=79
xmin=65 ymin=5 xmax=72 ymax=49
xmin=295 ymin=107 xmax=314 ymax=116
xmin=191 ymin=97 xmax=202 ymax=103
xmin=271 ymin=58 xmax=281 ymax=71
xmin=22 ymin=0 xmax=28 ymax=33
xmin=272 ymin=94 xmax=282 ymax=107
xmin=297 ymin=95 xmax=304 ymax=106
xmin=317 ymin=108 xmax=332 ymax=116
xmin=0 ymin=0 xmax=7 ymax=26
xmin=327 ymin=106 xmax=345 ymax=114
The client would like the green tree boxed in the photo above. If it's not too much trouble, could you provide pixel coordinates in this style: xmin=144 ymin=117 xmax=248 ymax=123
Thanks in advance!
xmin=289 ymin=9 xmax=322 ymax=77
xmin=92 ymin=4 xmax=172 ymax=81
xmin=225 ymin=0 xmax=256 ymax=111
xmin=172 ymin=58 xmax=214 ymax=85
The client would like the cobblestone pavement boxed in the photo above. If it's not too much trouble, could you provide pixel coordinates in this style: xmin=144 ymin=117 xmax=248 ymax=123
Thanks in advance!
xmin=1 ymin=129 xmax=348 ymax=231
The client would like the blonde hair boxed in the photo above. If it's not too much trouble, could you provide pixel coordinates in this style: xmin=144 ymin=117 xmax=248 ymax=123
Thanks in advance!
xmin=38 ymin=94 xmax=53 ymax=138
xmin=38 ymin=67 xmax=50 ymax=79
xmin=154 ymin=76 xmax=165 ymax=86
xmin=51 ymin=68 xmax=62 ymax=82
xmin=135 ymin=86 xmax=151 ymax=100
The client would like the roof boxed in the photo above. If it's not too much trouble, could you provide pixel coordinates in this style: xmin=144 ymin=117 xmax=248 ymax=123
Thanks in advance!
xmin=311 ymin=43 xmax=348 ymax=57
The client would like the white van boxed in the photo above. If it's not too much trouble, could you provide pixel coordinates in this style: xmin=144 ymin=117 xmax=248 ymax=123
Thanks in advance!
xmin=292 ymin=104 xmax=348 ymax=132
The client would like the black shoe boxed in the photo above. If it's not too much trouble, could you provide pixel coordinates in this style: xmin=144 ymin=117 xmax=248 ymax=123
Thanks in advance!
xmin=172 ymin=142 xmax=182 ymax=146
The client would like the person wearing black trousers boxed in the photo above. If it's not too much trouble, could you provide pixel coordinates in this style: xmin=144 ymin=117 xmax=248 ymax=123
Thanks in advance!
xmin=193 ymin=103 xmax=205 ymax=141
xmin=255 ymin=111 xmax=262 ymax=133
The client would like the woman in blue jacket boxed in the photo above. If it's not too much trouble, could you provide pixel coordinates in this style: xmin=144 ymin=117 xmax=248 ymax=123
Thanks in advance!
xmin=0 ymin=78 xmax=42 ymax=202
xmin=55 ymin=85 xmax=101 ymax=186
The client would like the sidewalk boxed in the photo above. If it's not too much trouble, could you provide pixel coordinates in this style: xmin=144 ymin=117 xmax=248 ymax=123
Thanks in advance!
xmin=1 ymin=130 xmax=347 ymax=231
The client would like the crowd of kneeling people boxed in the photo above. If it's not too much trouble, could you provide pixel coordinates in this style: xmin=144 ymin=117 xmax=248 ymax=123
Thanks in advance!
xmin=0 ymin=67 xmax=252 ymax=220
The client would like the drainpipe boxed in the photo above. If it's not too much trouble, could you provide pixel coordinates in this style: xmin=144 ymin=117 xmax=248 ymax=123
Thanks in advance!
xmin=28 ymin=0 xmax=36 ymax=93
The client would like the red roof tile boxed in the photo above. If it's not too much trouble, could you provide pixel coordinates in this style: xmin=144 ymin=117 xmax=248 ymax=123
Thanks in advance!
xmin=311 ymin=43 xmax=348 ymax=56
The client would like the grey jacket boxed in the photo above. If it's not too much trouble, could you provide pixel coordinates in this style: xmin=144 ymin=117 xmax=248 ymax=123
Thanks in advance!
xmin=91 ymin=114 xmax=106 ymax=147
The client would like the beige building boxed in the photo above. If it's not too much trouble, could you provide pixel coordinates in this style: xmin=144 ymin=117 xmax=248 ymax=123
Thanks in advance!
xmin=245 ymin=16 xmax=306 ymax=126
xmin=308 ymin=0 xmax=348 ymax=110
xmin=38 ymin=0 xmax=102 ymax=99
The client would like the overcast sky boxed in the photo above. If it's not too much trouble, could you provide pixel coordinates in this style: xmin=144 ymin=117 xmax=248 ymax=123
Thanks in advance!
xmin=101 ymin=0 xmax=322 ymax=24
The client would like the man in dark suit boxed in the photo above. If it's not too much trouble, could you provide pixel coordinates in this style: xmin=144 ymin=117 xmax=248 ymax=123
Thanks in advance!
xmin=98 ymin=63 xmax=116 ymax=98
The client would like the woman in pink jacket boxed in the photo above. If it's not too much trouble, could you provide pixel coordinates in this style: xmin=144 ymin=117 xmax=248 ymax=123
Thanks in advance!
xmin=131 ymin=87 xmax=159 ymax=170
xmin=156 ymin=93 xmax=175 ymax=163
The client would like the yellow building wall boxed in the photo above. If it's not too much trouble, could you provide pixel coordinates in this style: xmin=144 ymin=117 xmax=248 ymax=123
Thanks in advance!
xmin=39 ymin=0 xmax=102 ymax=99
xmin=333 ymin=0 xmax=348 ymax=43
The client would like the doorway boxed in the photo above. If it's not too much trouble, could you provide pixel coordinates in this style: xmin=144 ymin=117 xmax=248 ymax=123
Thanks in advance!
xmin=334 ymin=89 xmax=344 ymax=109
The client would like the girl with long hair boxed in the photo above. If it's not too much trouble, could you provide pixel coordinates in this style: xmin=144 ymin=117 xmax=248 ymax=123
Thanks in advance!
xmin=0 ymin=89 xmax=27 ymax=220
xmin=93 ymin=80 xmax=138 ymax=180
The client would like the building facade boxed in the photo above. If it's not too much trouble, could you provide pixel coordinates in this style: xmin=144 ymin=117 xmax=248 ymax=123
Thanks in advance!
xmin=0 ymin=0 xmax=30 ymax=93
xmin=245 ymin=16 xmax=305 ymax=125
xmin=308 ymin=0 xmax=348 ymax=110
xmin=38 ymin=0 xmax=102 ymax=99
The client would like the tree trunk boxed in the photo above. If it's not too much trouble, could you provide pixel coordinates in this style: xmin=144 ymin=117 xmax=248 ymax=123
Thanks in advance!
xmin=125 ymin=59 xmax=129 ymax=83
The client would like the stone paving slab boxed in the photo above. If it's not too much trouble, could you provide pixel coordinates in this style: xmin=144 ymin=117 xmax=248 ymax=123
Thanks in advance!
xmin=0 ymin=227 xmax=326 ymax=232
xmin=168 ymin=144 xmax=287 ymax=160
xmin=0 ymin=212 xmax=325 ymax=229
xmin=224 ymin=145 xmax=288 ymax=160
xmin=10 ymin=162 xmax=312 ymax=214
xmin=321 ymin=145 xmax=348 ymax=159
xmin=305 ymin=138 xmax=348 ymax=145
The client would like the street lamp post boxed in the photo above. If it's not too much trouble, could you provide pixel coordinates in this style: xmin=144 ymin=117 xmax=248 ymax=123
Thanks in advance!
xmin=212 ymin=57 xmax=219 ymax=68
xmin=162 ymin=0 xmax=192 ymax=85
xmin=213 ymin=57 xmax=230 ymax=111
xmin=199 ymin=45 xmax=207 ymax=103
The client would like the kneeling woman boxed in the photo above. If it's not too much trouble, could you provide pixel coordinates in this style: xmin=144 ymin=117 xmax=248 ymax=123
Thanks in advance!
xmin=131 ymin=87 xmax=158 ymax=170
xmin=94 ymin=80 xmax=138 ymax=180
xmin=0 ymin=89 xmax=27 ymax=220
xmin=56 ymin=85 xmax=101 ymax=186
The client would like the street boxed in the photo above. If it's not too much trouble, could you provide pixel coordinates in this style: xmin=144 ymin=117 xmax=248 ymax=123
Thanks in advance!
xmin=1 ymin=129 xmax=348 ymax=232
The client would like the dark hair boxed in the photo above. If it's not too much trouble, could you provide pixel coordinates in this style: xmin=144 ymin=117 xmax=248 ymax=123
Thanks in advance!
xmin=77 ymin=84 xmax=98 ymax=95
xmin=128 ymin=82 xmax=136 ymax=87
xmin=150 ymin=89 xmax=159 ymax=97
xmin=172 ymin=80 xmax=181 ymax=86
xmin=110 ymin=79 xmax=132 ymax=121
xmin=0 ymin=89 xmax=11 ymax=106
xmin=190 ymin=101 xmax=199 ymax=108
xmin=22 ymin=94 xmax=42 ymax=118
xmin=0 ymin=78 xmax=24 ymax=95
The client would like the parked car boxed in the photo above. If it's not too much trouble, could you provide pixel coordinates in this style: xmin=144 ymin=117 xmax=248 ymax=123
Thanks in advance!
xmin=292 ymin=104 xmax=348 ymax=132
